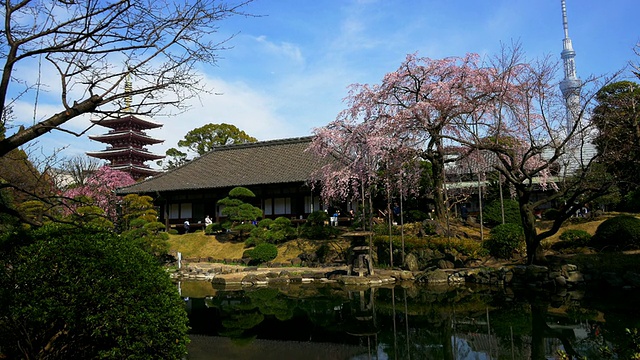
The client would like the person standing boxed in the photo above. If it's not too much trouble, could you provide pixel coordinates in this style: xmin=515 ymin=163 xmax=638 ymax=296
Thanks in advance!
xmin=183 ymin=219 xmax=190 ymax=233
xmin=461 ymin=205 xmax=468 ymax=223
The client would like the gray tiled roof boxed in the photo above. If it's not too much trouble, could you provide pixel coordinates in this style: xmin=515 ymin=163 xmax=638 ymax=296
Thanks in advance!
xmin=118 ymin=136 xmax=321 ymax=194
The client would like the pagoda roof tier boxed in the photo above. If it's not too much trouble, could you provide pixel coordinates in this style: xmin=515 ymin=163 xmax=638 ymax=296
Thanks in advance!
xmin=86 ymin=147 xmax=165 ymax=161
xmin=91 ymin=114 xmax=163 ymax=129
xmin=109 ymin=164 xmax=163 ymax=177
xmin=89 ymin=130 xmax=164 ymax=145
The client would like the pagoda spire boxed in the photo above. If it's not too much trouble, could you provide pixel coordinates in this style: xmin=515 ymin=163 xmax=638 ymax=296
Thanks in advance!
xmin=559 ymin=0 xmax=582 ymax=135
xmin=124 ymin=68 xmax=133 ymax=113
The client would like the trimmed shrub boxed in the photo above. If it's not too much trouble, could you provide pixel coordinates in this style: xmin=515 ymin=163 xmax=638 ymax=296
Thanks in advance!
xmin=590 ymin=215 xmax=640 ymax=251
xmin=0 ymin=224 xmax=189 ymax=358
xmin=301 ymin=211 xmax=337 ymax=240
xmin=404 ymin=210 xmax=429 ymax=223
xmin=551 ymin=229 xmax=592 ymax=252
xmin=247 ymin=217 xmax=296 ymax=245
xmin=205 ymin=222 xmax=224 ymax=235
xmin=543 ymin=208 xmax=560 ymax=220
xmin=245 ymin=243 xmax=278 ymax=264
xmin=484 ymin=223 xmax=525 ymax=259
xmin=265 ymin=217 xmax=296 ymax=243
xmin=483 ymin=199 xmax=522 ymax=227
xmin=373 ymin=222 xmax=401 ymax=236
xmin=559 ymin=229 xmax=592 ymax=245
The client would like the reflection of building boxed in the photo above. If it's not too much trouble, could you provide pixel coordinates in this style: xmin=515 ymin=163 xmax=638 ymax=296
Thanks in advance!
xmin=87 ymin=114 xmax=165 ymax=180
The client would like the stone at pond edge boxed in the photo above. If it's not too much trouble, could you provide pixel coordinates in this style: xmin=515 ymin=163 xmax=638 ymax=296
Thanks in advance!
xmin=416 ymin=270 xmax=449 ymax=284
xmin=404 ymin=253 xmax=419 ymax=272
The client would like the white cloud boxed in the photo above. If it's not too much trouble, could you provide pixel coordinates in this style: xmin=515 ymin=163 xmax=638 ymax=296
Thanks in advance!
xmin=153 ymin=75 xmax=295 ymax=156
xmin=254 ymin=35 xmax=305 ymax=67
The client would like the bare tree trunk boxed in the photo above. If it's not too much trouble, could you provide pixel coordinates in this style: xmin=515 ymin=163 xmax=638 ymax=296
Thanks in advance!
xmin=520 ymin=200 xmax=545 ymax=265
xmin=387 ymin=186 xmax=393 ymax=268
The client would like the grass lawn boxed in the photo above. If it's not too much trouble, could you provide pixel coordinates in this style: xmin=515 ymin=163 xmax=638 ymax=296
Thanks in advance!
xmin=167 ymin=231 xmax=341 ymax=263
xmin=167 ymin=231 xmax=246 ymax=259
xmin=167 ymin=213 xmax=639 ymax=273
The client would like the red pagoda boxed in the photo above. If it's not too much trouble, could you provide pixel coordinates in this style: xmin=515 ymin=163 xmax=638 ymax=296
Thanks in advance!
xmin=86 ymin=114 xmax=165 ymax=180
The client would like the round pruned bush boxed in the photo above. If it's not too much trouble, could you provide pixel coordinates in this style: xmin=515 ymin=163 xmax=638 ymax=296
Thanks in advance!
xmin=590 ymin=215 xmax=640 ymax=251
xmin=484 ymin=223 xmax=525 ymax=259
xmin=245 ymin=243 xmax=278 ymax=264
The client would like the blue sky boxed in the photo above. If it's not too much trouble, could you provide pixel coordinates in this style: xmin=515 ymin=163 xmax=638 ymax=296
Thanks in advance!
xmin=17 ymin=0 xmax=640 ymax=161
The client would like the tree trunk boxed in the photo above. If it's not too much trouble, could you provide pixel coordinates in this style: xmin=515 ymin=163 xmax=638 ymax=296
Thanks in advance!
xmin=519 ymin=199 xmax=545 ymax=265
xmin=430 ymin=154 xmax=447 ymax=221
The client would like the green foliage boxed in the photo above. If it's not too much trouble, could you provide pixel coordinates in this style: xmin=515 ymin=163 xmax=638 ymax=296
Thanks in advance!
xmin=591 ymin=215 xmax=640 ymax=251
xmin=158 ymin=147 xmax=189 ymax=170
xmin=559 ymin=229 xmax=592 ymax=245
xmin=483 ymin=199 xmax=521 ymax=227
xmin=158 ymin=124 xmax=257 ymax=169
xmin=373 ymin=235 xmax=487 ymax=259
xmin=120 ymin=194 xmax=158 ymax=229
xmin=484 ymin=223 xmax=525 ymax=259
xmin=178 ymin=123 xmax=258 ymax=156
xmin=119 ymin=194 xmax=169 ymax=258
xmin=543 ymin=208 xmax=561 ymax=220
xmin=218 ymin=187 xmax=262 ymax=239
xmin=244 ymin=242 xmax=278 ymax=264
xmin=593 ymin=81 xmax=640 ymax=191
xmin=301 ymin=210 xmax=337 ymax=240
xmin=66 ymin=202 xmax=114 ymax=230
xmin=0 ymin=224 xmax=189 ymax=359
xmin=121 ymin=218 xmax=170 ymax=258
xmin=205 ymin=222 xmax=224 ymax=235
xmin=427 ymin=236 xmax=488 ymax=258
xmin=248 ymin=217 xmax=296 ymax=245
xmin=228 ymin=186 xmax=256 ymax=198
xmin=404 ymin=209 xmax=429 ymax=223
xmin=552 ymin=229 xmax=592 ymax=252
xmin=619 ymin=189 xmax=640 ymax=212
xmin=373 ymin=221 xmax=402 ymax=235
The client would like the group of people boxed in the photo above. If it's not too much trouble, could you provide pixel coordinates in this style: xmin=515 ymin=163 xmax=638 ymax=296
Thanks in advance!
xmin=182 ymin=215 xmax=213 ymax=234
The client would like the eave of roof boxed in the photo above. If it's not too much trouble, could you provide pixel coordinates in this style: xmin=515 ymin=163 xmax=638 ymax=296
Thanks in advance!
xmin=110 ymin=164 xmax=163 ymax=176
xmin=91 ymin=114 xmax=163 ymax=129
xmin=88 ymin=130 xmax=164 ymax=144
xmin=118 ymin=136 xmax=324 ymax=194
xmin=86 ymin=147 xmax=165 ymax=160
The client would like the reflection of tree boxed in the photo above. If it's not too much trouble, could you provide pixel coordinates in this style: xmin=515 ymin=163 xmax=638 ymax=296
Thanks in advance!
xmin=196 ymin=285 xmax=639 ymax=358
xmin=246 ymin=288 xmax=294 ymax=321
xmin=530 ymin=301 xmax=582 ymax=360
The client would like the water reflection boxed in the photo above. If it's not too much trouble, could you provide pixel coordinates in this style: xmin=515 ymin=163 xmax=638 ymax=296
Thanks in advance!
xmin=179 ymin=281 xmax=640 ymax=360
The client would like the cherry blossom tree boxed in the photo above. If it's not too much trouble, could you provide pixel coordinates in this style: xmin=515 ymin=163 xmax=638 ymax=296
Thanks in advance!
xmin=311 ymin=53 xmax=500 ymax=224
xmin=63 ymin=166 xmax=135 ymax=224
xmin=466 ymin=46 xmax=617 ymax=264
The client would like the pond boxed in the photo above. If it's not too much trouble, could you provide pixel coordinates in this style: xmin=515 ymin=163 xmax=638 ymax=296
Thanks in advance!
xmin=179 ymin=281 xmax=640 ymax=360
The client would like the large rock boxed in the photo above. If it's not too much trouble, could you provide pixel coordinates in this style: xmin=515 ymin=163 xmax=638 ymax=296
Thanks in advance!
xmin=416 ymin=270 xmax=449 ymax=284
xmin=404 ymin=253 xmax=420 ymax=271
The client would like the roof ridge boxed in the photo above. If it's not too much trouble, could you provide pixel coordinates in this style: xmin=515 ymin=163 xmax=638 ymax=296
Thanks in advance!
xmin=209 ymin=136 xmax=313 ymax=152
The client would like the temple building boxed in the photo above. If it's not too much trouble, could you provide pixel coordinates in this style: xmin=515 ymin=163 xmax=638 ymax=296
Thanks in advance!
xmin=86 ymin=114 xmax=165 ymax=180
